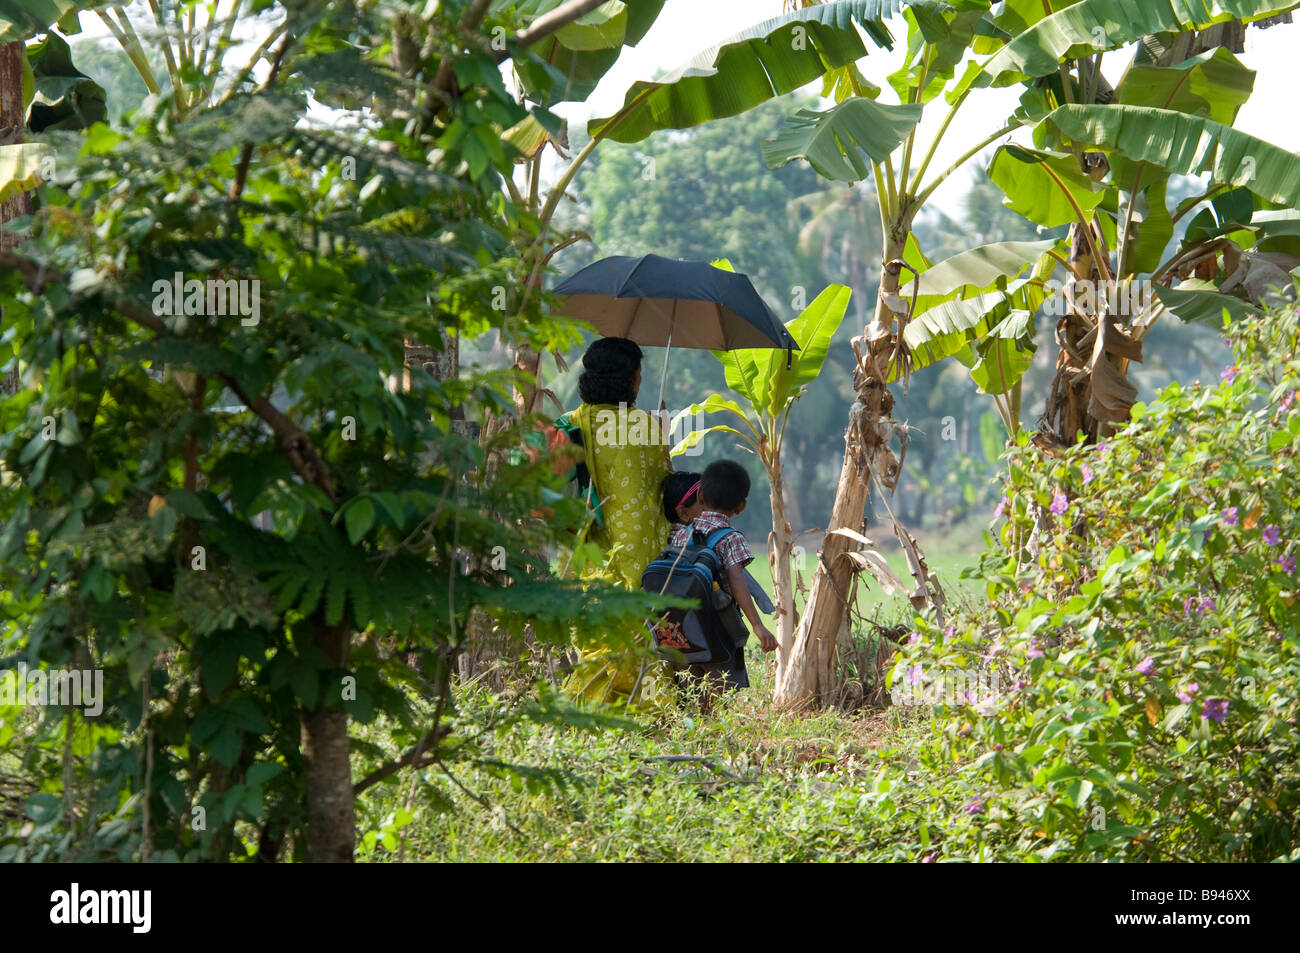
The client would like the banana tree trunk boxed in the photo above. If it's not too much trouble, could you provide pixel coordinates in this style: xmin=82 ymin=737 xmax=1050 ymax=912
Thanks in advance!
xmin=768 ymin=460 xmax=797 ymax=682
xmin=774 ymin=231 xmax=910 ymax=710
xmin=1042 ymin=221 xmax=1140 ymax=446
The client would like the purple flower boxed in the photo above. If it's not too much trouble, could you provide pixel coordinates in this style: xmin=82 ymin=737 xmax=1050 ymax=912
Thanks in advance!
xmin=984 ymin=639 xmax=1003 ymax=663
xmin=921 ymin=851 xmax=938 ymax=863
xmin=1010 ymin=678 xmax=1028 ymax=692
xmin=1178 ymin=682 xmax=1200 ymax=704
xmin=1278 ymin=554 xmax=1297 ymax=573
xmin=1263 ymin=524 xmax=1281 ymax=546
xmin=994 ymin=743 xmax=1003 ymax=752
xmin=1095 ymin=440 xmax=1108 ymax=459
xmin=1135 ymin=657 xmax=1156 ymax=678
xmin=1182 ymin=595 xmax=1195 ymax=617
xmin=1282 ymin=391 xmax=1296 ymax=412
xmin=1081 ymin=463 xmax=1095 ymax=485
xmin=908 ymin=631 xmax=922 ymax=647
xmin=994 ymin=496 xmax=1009 ymax=518
xmin=1221 ymin=506 xmax=1239 ymax=526
xmin=962 ymin=797 xmax=986 ymax=816
xmin=943 ymin=625 xmax=956 ymax=641
xmin=1221 ymin=365 xmax=1239 ymax=383
xmin=907 ymin=664 xmax=923 ymax=685
xmin=1050 ymin=490 xmax=1069 ymax=516
xmin=1027 ymin=640 xmax=1044 ymax=659
xmin=1201 ymin=698 xmax=1229 ymax=723
xmin=1198 ymin=597 xmax=1217 ymax=614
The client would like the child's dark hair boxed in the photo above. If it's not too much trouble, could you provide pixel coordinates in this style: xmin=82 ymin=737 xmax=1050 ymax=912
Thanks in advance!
xmin=661 ymin=471 xmax=700 ymax=524
xmin=578 ymin=336 xmax=642 ymax=406
xmin=700 ymin=459 xmax=750 ymax=512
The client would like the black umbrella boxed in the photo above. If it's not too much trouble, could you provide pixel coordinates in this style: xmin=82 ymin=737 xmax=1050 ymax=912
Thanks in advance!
xmin=554 ymin=254 xmax=798 ymax=409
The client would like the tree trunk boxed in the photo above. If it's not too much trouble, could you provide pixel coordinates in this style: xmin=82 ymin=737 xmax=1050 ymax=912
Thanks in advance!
xmin=774 ymin=232 xmax=911 ymax=710
xmin=768 ymin=461 xmax=797 ymax=683
xmin=301 ymin=620 xmax=354 ymax=862
xmin=2 ymin=41 xmax=31 ymax=396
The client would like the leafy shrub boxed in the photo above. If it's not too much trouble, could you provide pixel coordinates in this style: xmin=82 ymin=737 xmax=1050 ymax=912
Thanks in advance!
xmin=892 ymin=304 xmax=1300 ymax=861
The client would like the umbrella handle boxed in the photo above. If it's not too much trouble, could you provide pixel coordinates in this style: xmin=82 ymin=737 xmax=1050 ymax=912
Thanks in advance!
xmin=657 ymin=328 xmax=672 ymax=431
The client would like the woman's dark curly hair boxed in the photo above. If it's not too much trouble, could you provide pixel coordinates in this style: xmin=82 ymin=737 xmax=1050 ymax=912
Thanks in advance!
xmin=578 ymin=337 xmax=642 ymax=406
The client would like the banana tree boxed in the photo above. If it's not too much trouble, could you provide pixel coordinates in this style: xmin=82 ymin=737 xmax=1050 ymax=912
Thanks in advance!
xmin=671 ymin=281 xmax=853 ymax=693
xmin=978 ymin=12 xmax=1300 ymax=446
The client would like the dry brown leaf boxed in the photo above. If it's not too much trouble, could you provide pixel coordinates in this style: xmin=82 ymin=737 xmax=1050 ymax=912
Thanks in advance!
xmin=1145 ymin=696 xmax=1160 ymax=725
xmin=1243 ymin=504 xmax=1262 ymax=530
xmin=148 ymin=495 xmax=168 ymax=517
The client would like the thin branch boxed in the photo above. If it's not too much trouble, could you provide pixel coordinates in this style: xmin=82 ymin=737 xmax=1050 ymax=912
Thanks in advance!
xmin=512 ymin=0 xmax=608 ymax=49
xmin=227 ymin=29 xmax=294 ymax=202
xmin=353 ymin=724 xmax=447 ymax=796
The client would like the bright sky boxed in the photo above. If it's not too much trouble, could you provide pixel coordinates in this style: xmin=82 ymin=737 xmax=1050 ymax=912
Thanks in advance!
xmin=550 ymin=0 xmax=1300 ymax=217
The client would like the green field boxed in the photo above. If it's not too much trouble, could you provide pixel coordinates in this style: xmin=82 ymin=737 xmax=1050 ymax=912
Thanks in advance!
xmin=743 ymin=521 xmax=986 ymax=624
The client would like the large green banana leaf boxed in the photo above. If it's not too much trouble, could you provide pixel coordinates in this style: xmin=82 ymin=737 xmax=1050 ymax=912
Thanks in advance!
xmin=1107 ymin=47 xmax=1256 ymax=194
xmin=588 ymin=0 xmax=934 ymax=143
xmin=1044 ymin=104 xmax=1300 ymax=209
xmin=976 ymin=0 xmax=1300 ymax=87
xmin=988 ymin=144 xmax=1106 ymax=228
xmin=25 ymin=30 xmax=105 ymax=132
xmin=899 ymin=239 xmax=1057 ymax=298
xmin=506 ymin=0 xmax=666 ymax=105
xmin=0 ymin=142 xmax=51 ymax=204
xmin=763 ymin=284 xmax=852 ymax=418
xmin=0 ymin=0 xmax=99 ymax=43
xmin=1153 ymin=283 xmax=1255 ymax=323
xmin=1115 ymin=47 xmax=1255 ymax=127
xmin=887 ymin=5 xmax=990 ymax=105
xmin=961 ymin=309 xmax=1036 ymax=395
xmin=1127 ymin=176 xmax=1174 ymax=275
xmin=902 ymin=288 xmax=1016 ymax=374
xmin=761 ymin=98 xmax=923 ymax=183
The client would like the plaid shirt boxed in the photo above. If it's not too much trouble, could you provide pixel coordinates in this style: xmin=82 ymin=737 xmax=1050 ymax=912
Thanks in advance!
xmin=669 ymin=511 xmax=753 ymax=592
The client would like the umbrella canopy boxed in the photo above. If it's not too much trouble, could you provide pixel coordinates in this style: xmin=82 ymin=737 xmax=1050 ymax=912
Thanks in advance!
xmin=553 ymin=254 xmax=798 ymax=355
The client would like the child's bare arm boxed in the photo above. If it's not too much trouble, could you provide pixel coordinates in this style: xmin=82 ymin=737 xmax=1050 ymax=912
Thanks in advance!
xmin=725 ymin=562 xmax=777 ymax=652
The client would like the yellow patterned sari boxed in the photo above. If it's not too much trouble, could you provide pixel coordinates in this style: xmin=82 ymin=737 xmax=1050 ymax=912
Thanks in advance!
xmin=561 ymin=402 xmax=673 ymax=707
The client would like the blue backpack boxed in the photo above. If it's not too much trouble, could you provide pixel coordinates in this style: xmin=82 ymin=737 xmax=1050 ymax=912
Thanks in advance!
xmin=641 ymin=528 xmax=747 ymax=665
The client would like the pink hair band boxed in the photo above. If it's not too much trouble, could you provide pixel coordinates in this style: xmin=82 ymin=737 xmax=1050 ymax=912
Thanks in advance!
xmin=678 ymin=479 xmax=701 ymax=509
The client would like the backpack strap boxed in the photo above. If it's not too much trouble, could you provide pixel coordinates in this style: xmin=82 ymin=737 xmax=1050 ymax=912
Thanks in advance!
xmin=703 ymin=527 xmax=737 ymax=551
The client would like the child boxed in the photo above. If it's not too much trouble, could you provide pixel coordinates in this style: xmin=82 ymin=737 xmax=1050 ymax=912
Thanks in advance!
xmin=660 ymin=462 xmax=778 ymax=689
xmin=661 ymin=470 xmax=707 ymax=527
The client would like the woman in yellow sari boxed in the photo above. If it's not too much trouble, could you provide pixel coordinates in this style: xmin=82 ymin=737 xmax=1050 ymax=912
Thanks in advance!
xmin=559 ymin=337 xmax=673 ymax=706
